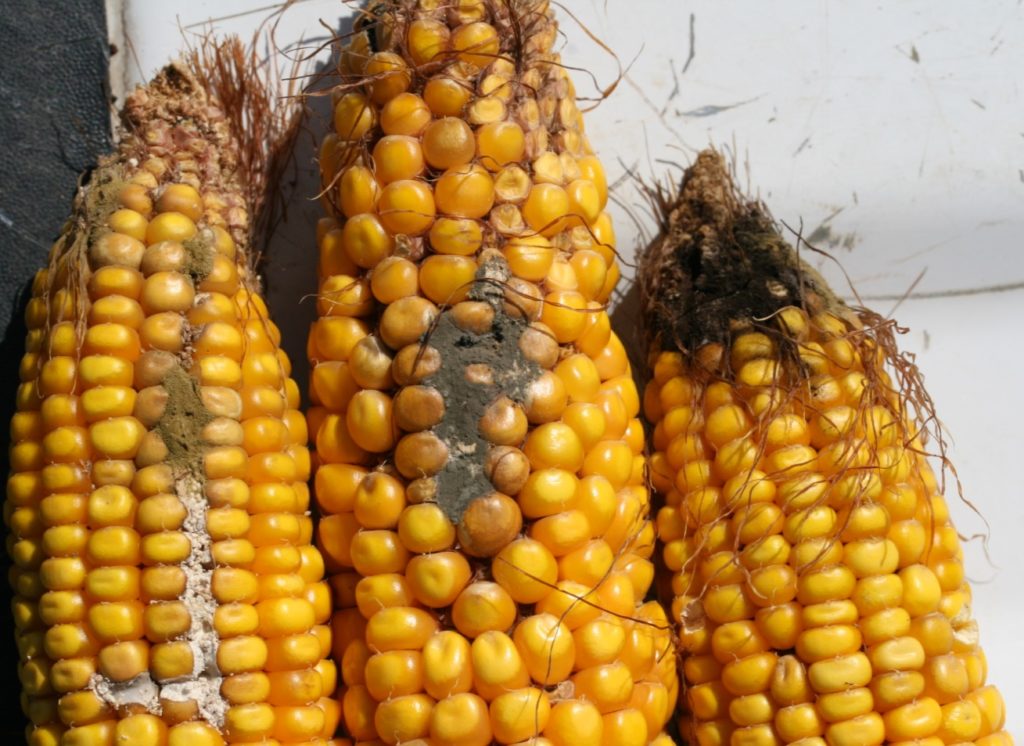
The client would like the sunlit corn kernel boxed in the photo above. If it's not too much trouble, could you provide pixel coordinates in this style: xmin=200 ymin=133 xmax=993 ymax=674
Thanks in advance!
xmin=427 ymin=216 xmax=482 ymax=256
xmin=217 ymin=640 xmax=267 ymax=681
xmin=363 ymin=50 xmax=410 ymax=104
xmin=155 ymin=183 xmax=203 ymax=221
xmin=334 ymin=92 xmax=376 ymax=140
xmin=338 ymin=165 xmax=380 ymax=218
xmin=145 ymin=211 xmax=197 ymax=245
xmin=396 ymin=503 xmax=456 ymax=554
xmin=434 ymin=163 xmax=495 ymax=219
xmin=378 ymin=95 xmax=431 ymax=146
xmin=450 ymin=21 xmax=500 ymax=67
xmin=140 ymin=530 xmax=191 ymax=564
xmin=502 ymin=234 xmax=553 ymax=281
xmin=487 ymin=687 xmax=550 ymax=742
xmin=423 ymin=76 xmax=472 ymax=117
xmin=377 ymin=179 xmax=436 ymax=236
xmin=140 ymin=566 xmax=186 ymax=601
xmin=423 ymin=119 xmax=475 ymax=172
xmin=373 ymin=134 xmax=425 ymax=184
xmin=263 ymin=632 xmax=323 ymax=673
xmin=86 ymin=413 xmax=144 ymax=459
xmin=540 ymin=289 xmax=587 ymax=343
xmin=108 ymin=208 xmax=149 ymax=242
xmin=340 ymin=215 xmax=394 ymax=272
xmin=254 ymin=597 xmax=315 ymax=638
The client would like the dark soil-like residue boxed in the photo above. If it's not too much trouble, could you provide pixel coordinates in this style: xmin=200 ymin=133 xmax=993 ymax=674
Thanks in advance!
xmin=640 ymin=150 xmax=847 ymax=357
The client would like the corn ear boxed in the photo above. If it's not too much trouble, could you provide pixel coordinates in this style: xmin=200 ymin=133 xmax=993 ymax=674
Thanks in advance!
xmin=641 ymin=150 xmax=1011 ymax=746
xmin=308 ymin=1 xmax=678 ymax=743
xmin=4 ymin=40 xmax=337 ymax=745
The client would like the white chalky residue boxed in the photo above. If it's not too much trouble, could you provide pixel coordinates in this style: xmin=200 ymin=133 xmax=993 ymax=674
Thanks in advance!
xmin=163 ymin=472 xmax=226 ymax=728
xmin=88 ymin=671 xmax=161 ymax=713
xmin=88 ymin=468 xmax=226 ymax=726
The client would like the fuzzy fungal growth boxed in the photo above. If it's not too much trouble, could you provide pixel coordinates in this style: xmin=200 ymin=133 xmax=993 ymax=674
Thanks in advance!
xmin=308 ymin=1 xmax=678 ymax=743
xmin=641 ymin=150 xmax=1011 ymax=746
xmin=4 ymin=41 xmax=336 ymax=745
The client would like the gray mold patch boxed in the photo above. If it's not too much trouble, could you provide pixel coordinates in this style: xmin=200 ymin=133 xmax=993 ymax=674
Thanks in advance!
xmin=425 ymin=263 xmax=541 ymax=525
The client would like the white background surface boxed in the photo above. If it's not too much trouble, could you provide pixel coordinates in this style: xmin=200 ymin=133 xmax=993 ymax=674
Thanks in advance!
xmin=119 ymin=0 xmax=1024 ymax=735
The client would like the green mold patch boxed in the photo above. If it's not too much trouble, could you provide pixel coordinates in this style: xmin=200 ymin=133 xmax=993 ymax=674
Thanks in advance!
xmin=183 ymin=234 xmax=216 ymax=286
xmin=155 ymin=364 xmax=215 ymax=474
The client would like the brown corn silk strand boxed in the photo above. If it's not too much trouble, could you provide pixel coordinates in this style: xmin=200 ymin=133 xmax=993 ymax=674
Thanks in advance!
xmin=640 ymin=150 xmax=1011 ymax=746
xmin=4 ymin=38 xmax=337 ymax=745
xmin=308 ymin=1 xmax=679 ymax=743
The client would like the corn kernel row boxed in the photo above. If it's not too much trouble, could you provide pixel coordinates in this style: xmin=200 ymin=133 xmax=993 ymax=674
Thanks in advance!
xmin=309 ymin=1 xmax=679 ymax=743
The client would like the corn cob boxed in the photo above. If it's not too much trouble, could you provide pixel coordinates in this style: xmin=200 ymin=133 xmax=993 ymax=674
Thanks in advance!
xmin=640 ymin=151 xmax=1012 ymax=746
xmin=309 ymin=1 xmax=678 ymax=743
xmin=4 ymin=44 xmax=339 ymax=745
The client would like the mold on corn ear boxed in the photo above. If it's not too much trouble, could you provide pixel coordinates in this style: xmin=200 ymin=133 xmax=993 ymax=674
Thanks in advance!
xmin=640 ymin=149 xmax=1010 ymax=746
xmin=306 ymin=2 xmax=680 ymax=743
xmin=6 ymin=37 xmax=332 ymax=745
xmin=639 ymin=149 xmax=854 ymax=364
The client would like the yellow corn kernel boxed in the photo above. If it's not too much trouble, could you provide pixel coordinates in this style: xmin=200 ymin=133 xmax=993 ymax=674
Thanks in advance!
xmin=490 ymin=688 xmax=550 ymax=743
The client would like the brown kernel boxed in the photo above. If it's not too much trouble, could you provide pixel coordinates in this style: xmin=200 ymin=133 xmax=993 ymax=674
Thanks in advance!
xmin=503 ymin=277 xmax=542 ymax=320
xmin=393 ymin=344 xmax=441 ymax=385
xmin=450 ymin=301 xmax=495 ymax=334
xmin=479 ymin=396 xmax=528 ymax=446
xmin=349 ymin=335 xmax=395 ymax=390
xmin=137 ymin=495 xmax=187 ymax=533
xmin=394 ymin=385 xmax=446 ymax=432
xmin=119 ymin=183 xmax=153 ymax=216
xmin=140 ymin=241 xmax=187 ymax=275
xmin=141 ymin=566 xmax=186 ymax=600
xmin=407 ymin=477 xmax=438 ymax=504
xmin=92 ymin=460 xmax=135 ymax=488
xmin=90 ymin=232 xmax=145 ymax=270
xmin=484 ymin=446 xmax=530 ymax=495
xmin=133 ymin=386 xmax=168 ymax=428
xmin=98 ymin=640 xmax=149 ymax=682
xmin=524 ymin=370 xmax=568 ymax=424
xmin=458 ymin=492 xmax=522 ymax=558
xmin=394 ymin=431 xmax=449 ymax=479
xmin=380 ymin=296 xmax=439 ymax=350
xmin=134 ymin=351 xmax=178 ymax=389
xmin=135 ymin=431 xmax=169 ymax=467
xmin=159 ymin=698 xmax=199 ymax=724
xmin=518 ymin=322 xmax=559 ymax=369
xmin=200 ymin=387 xmax=243 ymax=419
